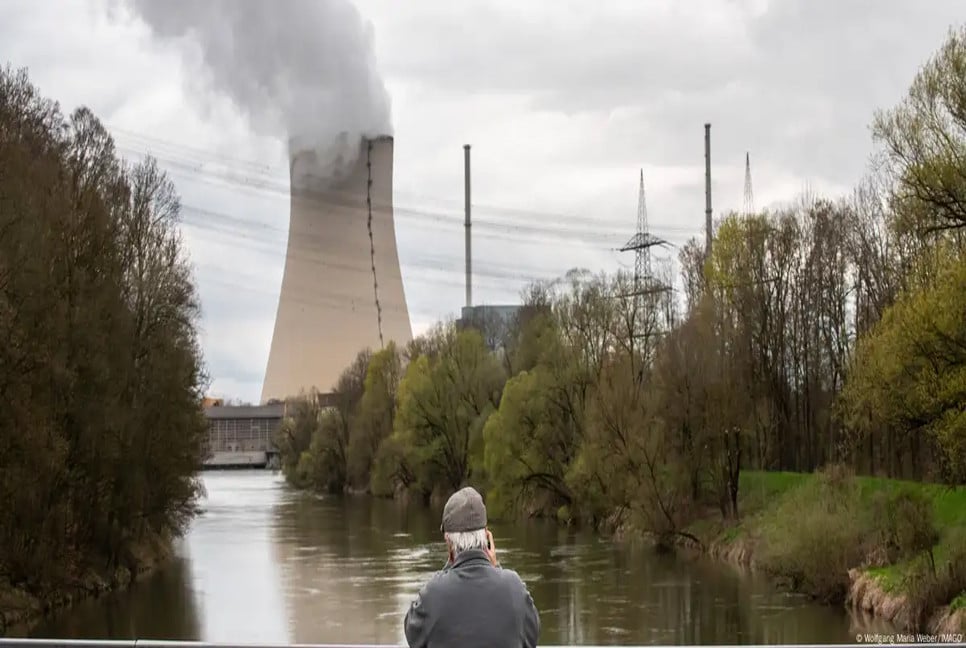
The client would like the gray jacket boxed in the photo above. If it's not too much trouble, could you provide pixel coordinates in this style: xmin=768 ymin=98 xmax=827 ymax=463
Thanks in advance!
xmin=404 ymin=549 xmax=540 ymax=648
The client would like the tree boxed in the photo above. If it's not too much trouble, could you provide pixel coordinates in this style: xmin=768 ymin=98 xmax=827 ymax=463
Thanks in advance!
xmin=483 ymin=362 xmax=578 ymax=519
xmin=0 ymin=66 xmax=205 ymax=593
xmin=392 ymin=326 xmax=505 ymax=497
xmin=873 ymin=26 xmax=966 ymax=236
xmin=349 ymin=342 xmax=402 ymax=490
xmin=840 ymin=250 xmax=966 ymax=485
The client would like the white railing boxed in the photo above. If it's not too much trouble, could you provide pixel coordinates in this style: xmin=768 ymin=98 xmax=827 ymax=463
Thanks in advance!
xmin=1 ymin=641 xmax=963 ymax=648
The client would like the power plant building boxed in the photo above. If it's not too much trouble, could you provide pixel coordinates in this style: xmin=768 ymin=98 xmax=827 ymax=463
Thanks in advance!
xmin=203 ymin=403 xmax=284 ymax=469
xmin=261 ymin=136 xmax=412 ymax=403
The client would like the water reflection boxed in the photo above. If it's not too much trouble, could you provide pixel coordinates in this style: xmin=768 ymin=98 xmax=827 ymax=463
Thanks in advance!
xmin=22 ymin=552 xmax=202 ymax=639
xmin=18 ymin=471 xmax=896 ymax=644
xmin=186 ymin=473 xmax=289 ymax=642
xmin=268 ymin=474 xmax=873 ymax=645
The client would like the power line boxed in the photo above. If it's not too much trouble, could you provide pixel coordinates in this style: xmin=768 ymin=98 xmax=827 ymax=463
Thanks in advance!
xmin=130 ymin=144 xmax=697 ymax=249
xmin=104 ymin=126 xmax=704 ymax=320
xmin=178 ymin=205 xmax=573 ymax=284
xmin=107 ymin=128 xmax=705 ymax=242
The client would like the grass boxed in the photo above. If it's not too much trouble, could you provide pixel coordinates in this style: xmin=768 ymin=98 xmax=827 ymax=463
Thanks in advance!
xmin=683 ymin=471 xmax=811 ymax=547
xmin=688 ymin=468 xmax=966 ymax=619
xmin=738 ymin=470 xmax=811 ymax=514
xmin=866 ymin=564 xmax=904 ymax=593
xmin=858 ymin=480 xmax=966 ymax=597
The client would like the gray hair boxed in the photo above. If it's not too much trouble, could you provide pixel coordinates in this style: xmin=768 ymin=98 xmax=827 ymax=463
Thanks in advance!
xmin=444 ymin=528 xmax=488 ymax=555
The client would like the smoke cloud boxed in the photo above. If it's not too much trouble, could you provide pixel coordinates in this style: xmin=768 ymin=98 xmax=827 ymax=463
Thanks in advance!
xmin=118 ymin=0 xmax=392 ymax=184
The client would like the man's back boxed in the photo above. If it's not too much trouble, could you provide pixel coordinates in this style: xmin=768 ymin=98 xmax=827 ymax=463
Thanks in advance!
xmin=404 ymin=549 xmax=540 ymax=648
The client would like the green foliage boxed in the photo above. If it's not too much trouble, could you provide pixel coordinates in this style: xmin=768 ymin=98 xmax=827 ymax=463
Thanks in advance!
xmin=483 ymin=366 xmax=576 ymax=518
xmin=276 ymin=391 xmax=323 ymax=482
xmin=758 ymin=466 xmax=876 ymax=603
xmin=733 ymin=468 xmax=964 ymax=614
xmin=902 ymin=541 xmax=966 ymax=628
xmin=370 ymin=434 xmax=415 ymax=497
xmin=873 ymin=25 xmax=966 ymax=236
xmin=868 ymin=488 xmax=939 ymax=566
xmin=0 ymin=67 xmax=206 ymax=594
xmin=348 ymin=343 xmax=401 ymax=489
xmin=392 ymin=327 xmax=505 ymax=496
xmin=841 ymin=253 xmax=966 ymax=485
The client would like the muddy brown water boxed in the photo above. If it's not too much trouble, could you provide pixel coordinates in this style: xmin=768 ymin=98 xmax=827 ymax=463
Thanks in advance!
xmin=16 ymin=471 xmax=896 ymax=644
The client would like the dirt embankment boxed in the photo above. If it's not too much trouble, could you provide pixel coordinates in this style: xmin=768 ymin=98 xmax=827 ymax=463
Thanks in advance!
xmin=0 ymin=539 xmax=171 ymax=636
xmin=847 ymin=569 xmax=966 ymax=635
xmin=705 ymin=534 xmax=757 ymax=568
xmin=674 ymin=530 xmax=964 ymax=634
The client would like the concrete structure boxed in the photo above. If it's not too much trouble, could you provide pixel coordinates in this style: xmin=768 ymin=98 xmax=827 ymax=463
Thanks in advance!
xmin=261 ymin=136 xmax=412 ymax=403
xmin=203 ymin=403 xmax=285 ymax=469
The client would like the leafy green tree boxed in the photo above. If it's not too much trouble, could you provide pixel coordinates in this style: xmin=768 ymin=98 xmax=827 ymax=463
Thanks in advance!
xmin=841 ymin=250 xmax=966 ymax=485
xmin=277 ymin=390 xmax=323 ymax=482
xmin=873 ymin=25 xmax=966 ymax=236
xmin=392 ymin=326 xmax=505 ymax=497
xmin=483 ymin=364 xmax=578 ymax=519
xmin=349 ymin=342 xmax=401 ymax=490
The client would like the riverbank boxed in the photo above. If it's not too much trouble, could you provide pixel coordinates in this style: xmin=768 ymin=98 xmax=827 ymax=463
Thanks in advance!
xmin=680 ymin=470 xmax=966 ymax=634
xmin=0 ymin=534 xmax=172 ymax=635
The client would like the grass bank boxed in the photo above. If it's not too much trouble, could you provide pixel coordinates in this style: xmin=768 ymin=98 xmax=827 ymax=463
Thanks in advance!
xmin=0 ymin=534 xmax=171 ymax=636
xmin=683 ymin=469 xmax=966 ymax=634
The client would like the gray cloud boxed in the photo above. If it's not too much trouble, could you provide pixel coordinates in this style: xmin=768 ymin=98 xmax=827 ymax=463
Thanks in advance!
xmin=2 ymin=0 xmax=963 ymax=401
xmin=365 ymin=0 xmax=963 ymax=186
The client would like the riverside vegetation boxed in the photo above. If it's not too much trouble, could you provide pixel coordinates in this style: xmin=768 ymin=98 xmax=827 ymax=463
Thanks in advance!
xmin=277 ymin=27 xmax=966 ymax=632
xmin=0 ymin=68 xmax=207 ymax=631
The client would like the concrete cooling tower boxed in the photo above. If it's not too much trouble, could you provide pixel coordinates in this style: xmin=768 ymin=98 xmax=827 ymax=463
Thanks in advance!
xmin=261 ymin=136 xmax=412 ymax=403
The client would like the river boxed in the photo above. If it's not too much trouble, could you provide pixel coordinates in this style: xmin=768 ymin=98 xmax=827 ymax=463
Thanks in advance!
xmin=18 ymin=471 xmax=894 ymax=645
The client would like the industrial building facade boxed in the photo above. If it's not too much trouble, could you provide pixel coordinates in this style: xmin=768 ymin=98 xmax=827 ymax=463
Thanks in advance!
xmin=203 ymin=403 xmax=285 ymax=469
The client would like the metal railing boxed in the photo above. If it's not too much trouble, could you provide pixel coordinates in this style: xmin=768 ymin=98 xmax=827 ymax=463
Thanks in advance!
xmin=1 ymin=641 xmax=963 ymax=648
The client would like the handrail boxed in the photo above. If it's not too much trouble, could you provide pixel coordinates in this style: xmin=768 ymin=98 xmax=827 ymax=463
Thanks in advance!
xmin=1 ymin=641 xmax=963 ymax=648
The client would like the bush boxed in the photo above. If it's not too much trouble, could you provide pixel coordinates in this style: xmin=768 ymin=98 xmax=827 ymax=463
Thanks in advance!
xmin=869 ymin=487 xmax=940 ymax=566
xmin=903 ymin=540 xmax=966 ymax=628
xmin=758 ymin=465 xmax=872 ymax=602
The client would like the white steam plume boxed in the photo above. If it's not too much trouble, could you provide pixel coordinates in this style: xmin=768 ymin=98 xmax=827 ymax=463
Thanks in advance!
xmin=117 ymin=0 xmax=392 ymax=185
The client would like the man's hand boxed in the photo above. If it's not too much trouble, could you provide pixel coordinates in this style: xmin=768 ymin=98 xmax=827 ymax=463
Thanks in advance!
xmin=485 ymin=529 xmax=499 ymax=567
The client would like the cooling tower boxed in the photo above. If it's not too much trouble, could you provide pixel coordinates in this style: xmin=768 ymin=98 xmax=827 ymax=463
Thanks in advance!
xmin=261 ymin=136 xmax=412 ymax=403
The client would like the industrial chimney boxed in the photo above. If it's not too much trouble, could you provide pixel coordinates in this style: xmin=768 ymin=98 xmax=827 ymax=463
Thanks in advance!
xmin=704 ymin=123 xmax=713 ymax=257
xmin=464 ymin=144 xmax=472 ymax=309
xmin=261 ymin=136 xmax=413 ymax=403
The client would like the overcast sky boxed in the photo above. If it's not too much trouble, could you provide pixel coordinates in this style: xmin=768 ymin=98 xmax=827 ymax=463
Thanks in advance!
xmin=3 ymin=0 xmax=963 ymax=403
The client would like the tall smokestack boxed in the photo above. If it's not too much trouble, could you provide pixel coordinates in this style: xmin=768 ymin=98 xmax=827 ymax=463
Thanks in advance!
xmin=464 ymin=144 xmax=472 ymax=309
xmin=261 ymin=137 xmax=412 ymax=403
xmin=704 ymin=123 xmax=713 ymax=257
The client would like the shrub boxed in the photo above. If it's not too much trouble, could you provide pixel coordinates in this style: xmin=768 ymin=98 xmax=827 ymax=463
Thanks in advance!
xmin=869 ymin=488 xmax=939 ymax=567
xmin=758 ymin=465 xmax=872 ymax=602
xmin=903 ymin=540 xmax=966 ymax=628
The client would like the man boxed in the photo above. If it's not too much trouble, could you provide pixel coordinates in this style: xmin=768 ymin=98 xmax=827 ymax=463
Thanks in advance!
xmin=404 ymin=486 xmax=540 ymax=648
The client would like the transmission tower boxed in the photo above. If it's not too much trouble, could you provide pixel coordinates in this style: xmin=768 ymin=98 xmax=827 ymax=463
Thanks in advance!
xmin=620 ymin=169 xmax=668 ymax=303
xmin=743 ymin=151 xmax=755 ymax=216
